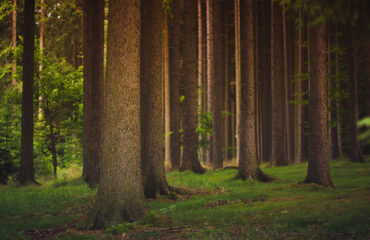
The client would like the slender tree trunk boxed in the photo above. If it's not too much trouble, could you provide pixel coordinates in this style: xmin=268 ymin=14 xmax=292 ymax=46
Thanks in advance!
xmin=334 ymin=26 xmax=343 ymax=158
xmin=19 ymin=0 xmax=36 ymax=185
xmin=38 ymin=0 xmax=45 ymax=120
xmin=304 ymin=24 xmax=333 ymax=187
xmin=169 ymin=0 xmax=181 ymax=171
xmin=180 ymin=0 xmax=205 ymax=174
xmin=282 ymin=4 xmax=292 ymax=164
xmin=224 ymin=3 xmax=230 ymax=161
xmin=82 ymin=0 xmax=105 ymax=187
xmin=237 ymin=0 xmax=272 ymax=181
xmin=234 ymin=0 xmax=241 ymax=165
xmin=88 ymin=0 xmax=147 ymax=228
xmin=197 ymin=0 xmax=204 ymax=162
xmin=164 ymin=10 xmax=171 ymax=170
xmin=141 ymin=0 xmax=170 ymax=198
xmin=11 ymin=0 xmax=17 ymax=86
xmin=270 ymin=0 xmax=287 ymax=166
xmin=347 ymin=26 xmax=364 ymax=163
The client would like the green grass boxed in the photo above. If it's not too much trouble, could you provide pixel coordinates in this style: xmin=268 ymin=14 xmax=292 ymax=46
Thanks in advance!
xmin=0 ymin=158 xmax=369 ymax=239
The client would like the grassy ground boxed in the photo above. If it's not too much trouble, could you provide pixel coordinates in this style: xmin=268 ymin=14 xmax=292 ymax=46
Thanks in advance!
xmin=0 ymin=158 xmax=369 ymax=239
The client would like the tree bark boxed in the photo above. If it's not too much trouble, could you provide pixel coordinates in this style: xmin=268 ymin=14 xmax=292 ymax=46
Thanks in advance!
xmin=141 ymin=0 xmax=170 ymax=198
xmin=270 ymin=0 xmax=287 ymax=166
xmin=237 ymin=0 xmax=272 ymax=182
xmin=347 ymin=27 xmax=364 ymax=163
xmin=304 ymin=24 xmax=333 ymax=187
xmin=224 ymin=2 xmax=230 ymax=161
xmin=164 ymin=9 xmax=171 ymax=170
xmin=82 ymin=0 xmax=105 ymax=187
xmin=88 ymin=0 xmax=147 ymax=228
xmin=180 ymin=0 xmax=205 ymax=174
xmin=19 ymin=0 xmax=36 ymax=185
xmin=169 ymin=0 xmax=181 ymax=171
xmin=11 ymin=0 xmax=17 ymax=86
xmin=234 ymin=0 xmax=241 ymax=165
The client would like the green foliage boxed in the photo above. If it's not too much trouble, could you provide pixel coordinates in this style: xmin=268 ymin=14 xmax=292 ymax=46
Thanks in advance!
xmin=196 ymin=111 xmax=212 ymax=154
xmin=358 ymin=117 xmax=370 ymax=144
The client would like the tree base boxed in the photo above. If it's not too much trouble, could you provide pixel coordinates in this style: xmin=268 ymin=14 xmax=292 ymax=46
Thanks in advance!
xmin=303 ymin=177 xmax=334 ymax=188
xmin=236 ymin=167 xmax=274 ymax=182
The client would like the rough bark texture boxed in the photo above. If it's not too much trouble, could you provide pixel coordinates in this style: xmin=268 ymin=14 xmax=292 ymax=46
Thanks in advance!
xmin=19 ymin=0 xmax=36 ymax=185
xmin=210 ymin=0 xmax=224 ymax=169
xmin=234 ymin=0 xmax=241 ymax=165
xmin=88 ymin=0 xmax=147 ymax=228
xmin=347 ymin=27 xmax=364 ymax=163
xmin=82 ymin=0 xmax=104 ymax=187
xmin=141 ymin=0 xmax=170 ymax=198
xmin=164 ymin=11 xmax=171 ymax=171
xmin=223 ymin=3 xmax=230 ymax=161
xmin=304 ymin=24 xmax=333 ymax=187
xmin=270 ymin=1 xmax=287 ymax=166
xmin=180 ymin=0 xmax=205 ymax=174
xmin=237 ymin=0 xmax=272 ymax=182
xmin=169 ymin=0 xmax=181 ymax=171
xmin=197 ymin=0 xmax=204 ymax=162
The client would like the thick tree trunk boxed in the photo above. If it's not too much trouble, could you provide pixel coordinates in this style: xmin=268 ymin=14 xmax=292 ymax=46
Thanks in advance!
xmin=180 ymin=0 xmax=205 ymax=174
xmin=237 ymin=0 xmax=272 ymax=182
xmin=169 ymin=0 xmax=181 ymax=171
xmin=141 ymin=0 xmax=170 ymax=198
xmin=224 ymin=3 xmax=230 ymax=161
xmin=347 ymin=27 xmax=364 ymax=163
xmin=88 ymin=0 xmax=147 ymax=228
xmin=304 ymin=24 xmax=333 ymax=187
xmin=197 ymin=0 xmax=204 ymax=162
xmin=11 ymin=0 xmax=17 ymax=86
xmin=270 ymin=1 xmax=287 ymax=166
xmin=82 ymin=0 xmax=105 ymax=187
xmin=19 ymin=0 xmax=36 ymax=185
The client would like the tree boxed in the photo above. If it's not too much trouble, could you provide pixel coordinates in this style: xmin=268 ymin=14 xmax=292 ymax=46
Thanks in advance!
xmin=19 ymin=0 xmax=36 ymax=185
xmin=82 ymin=0 xmax=105 ymax=186
xmin=236 ymin=0 xmax=272 ymax=181
xmin=346 ymin=27 xmax=364 ymax=163
xmin=304 ymin=23 xmax=333 ymax=187
xmin=11 ymin=0 xmax=16 ymax=86
xmin=169 ymin=0 xmax=181 ymax=171
xmin=87 ymin=0 xmax=147 ymax=228
xmin=180 ymin=0 xmax=204 ymax=173
xmin=270 ymin=0 xmax=287 ymax=166
xmin=141 ymin=0 xmax=170 ymax=198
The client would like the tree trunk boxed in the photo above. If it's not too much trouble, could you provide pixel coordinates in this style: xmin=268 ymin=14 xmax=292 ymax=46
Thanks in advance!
xmin=88 ymin=0 xmax=147 ymax=228
xmin=11 ymin=0 xmax=17 ymax=86
xmin=180 ymin=0 xmax=205 ymax=174
xmin=224 ymin=3 xmax=230 ymax=161
xmin=235 ymin=0 xmax=241 ymax=165
xmin=237 ymin=0 xmax=272 ymax=181
xmin=304 ymin=24 xmax=333 ymax=187
xmin=19 ymin=0 xmax=36 ymax=185
xmin=164 ymin=10 xmax=171 ymax=170
xmin=169 ymin=0 xmax=181 ymax=171
xmin=197 ymin=0 xmax=204 ymax=162
xmin=347 ymin=27 xmax=364 ymax=163
xmin=270 ymin=0 xmax=287 ymax=166
xmin=82 ymin=0 xmax=105 ymax=187
xmin=141 ymin=0 xmax=170 ymax=198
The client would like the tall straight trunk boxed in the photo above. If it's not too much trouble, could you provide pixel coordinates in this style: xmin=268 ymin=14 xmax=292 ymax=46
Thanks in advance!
xmin=169 ymin=0 xmax=181 ymax=170
xmin=19 ymin=0 xmax=36 ymax=185
xmin=304 ymin=24 xmax=333 ymax=187
xmin=334 ymin=26 xmax=343 ymax=158
xmin=88 ymin=0 xmax=147 ymax=228
xmin=180 ymin=0 xmax=205 ymax=173
xmin=212 ymin=0 xmax=224 ymax=168
xmin=164 ymin=10 xmax=171 ymax=170
xmin=224 ymin=3 xmax=230 ymax=161
xmin=141 ymin=0 xmax=170 ymax=198
xmin=282 ymin=4 xmax=292 ymax=164
xmin=234 ymin=0 xmax=241 ymax=165
xmin=197 ymin=0 xmax=204 ymax=162
xmin=237 ymin=0 xmax=272 ymax=181
xmin=270 ymin=0 xmax=287 ymax=166
xmin=294 ymin=10 xmax=303 ymax=163
xmin=347 ymin=27 xmax=364 ymax=163
xmin=11 ymin=0 xmax=17 ymax=85
xmin=38 ymin=0 xmax=45 ymax=119
xmin=82 ymin=0 xmax=105 ymax=187
xmin=261 ymin=0 xmax=272 ymax=163
xmin=206 ymin=0 xmax=213 ymax=166
xmin=327 ymin=25 xmax=340 ymax=160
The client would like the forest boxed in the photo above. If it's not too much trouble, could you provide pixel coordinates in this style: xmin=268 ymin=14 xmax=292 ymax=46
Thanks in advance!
xmin=0 ymin=0 xmax=369 ymax=239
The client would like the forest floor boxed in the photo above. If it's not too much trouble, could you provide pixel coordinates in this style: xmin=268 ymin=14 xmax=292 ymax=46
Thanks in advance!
xmin=0 ymin=158 xmax=369 ymax=240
